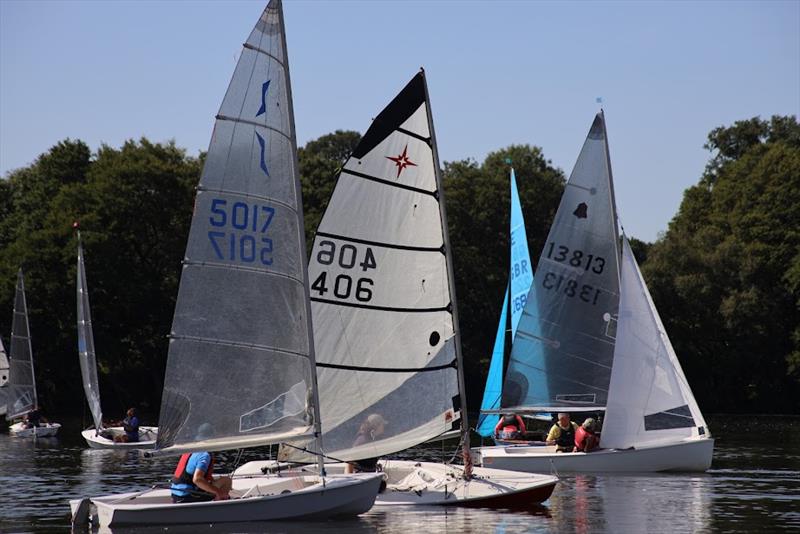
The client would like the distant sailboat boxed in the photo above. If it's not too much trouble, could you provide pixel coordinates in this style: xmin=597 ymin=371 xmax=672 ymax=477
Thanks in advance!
xmin=236 ymin=72 xmax=558 ymax=506
xmin=75 ymin=227 xmax=158 ymax=448
xmin=476 ymin=112 xmax=713 ymax=472
xmin=476 ymin=168 xmax=548 ymax=440
xmin=69 ymin=0 xmax=381 ymax=527
xmin=0 ymin=335 xmax=9 ymax=417
xmin=7 ymin=269 xmax=61 ymax=437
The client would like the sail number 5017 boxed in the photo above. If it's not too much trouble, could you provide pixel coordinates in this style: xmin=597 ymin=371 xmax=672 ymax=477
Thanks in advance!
xmin=207 ymin=198 xmax=274 ymax=265
xmin=312 ymin=240 xmax=376 ymax=302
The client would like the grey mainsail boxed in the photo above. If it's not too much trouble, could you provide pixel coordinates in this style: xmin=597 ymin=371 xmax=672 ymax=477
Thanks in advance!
xmin=501 ymin=112 xmax=621 ymax=412
xmin=76 ymin=230 xmax=103 ymax=432
xmin=155 ymin=0 xmax=319 ymax=455
xmin=284 ymin=72 xmax=464 ymax=463
xmin=6 ymin=269 xmax=37 ymax=421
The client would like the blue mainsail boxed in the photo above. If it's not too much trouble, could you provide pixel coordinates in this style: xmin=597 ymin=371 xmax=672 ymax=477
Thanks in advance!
xmin=477 ymin=169 xmax=537 ymax=436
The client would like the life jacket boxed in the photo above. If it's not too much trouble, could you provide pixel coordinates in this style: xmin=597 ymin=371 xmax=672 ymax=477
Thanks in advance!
xmin=575 ymin=426 xmax=600 ymax=452
xmin=556 ymin=423 xmax=576 ymax=449
xmin=172 ymin=453 xmax=215 ymax=485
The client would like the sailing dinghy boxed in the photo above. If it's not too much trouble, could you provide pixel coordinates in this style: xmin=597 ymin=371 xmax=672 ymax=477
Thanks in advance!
xmin=476 ymin=112 xmax=714 ymax=472
xmin=76 ymin=227 xmax=158 ymax=449
xmin=234 ymin=71 xmax=558 ymax=507
xmin=476 ymin=168 xmax=550 ymax=446
xmin=68 ymin=1 xmax=381 ymax=527
xmin=0 ymin=335 xmax=9 ymax=417
xmin=7 ymin=269 xmax=61 ymax=437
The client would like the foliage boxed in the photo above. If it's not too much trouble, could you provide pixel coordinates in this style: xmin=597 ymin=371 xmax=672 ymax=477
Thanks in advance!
xmin=2 ymin=115 xmax=798 ymax=418
xmin=644 ymin=115 xmax=800 ymax=413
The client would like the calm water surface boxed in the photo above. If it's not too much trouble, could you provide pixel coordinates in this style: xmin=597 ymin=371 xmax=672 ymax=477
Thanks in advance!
xmin=1 ymin=416 xmax=798 ymax=533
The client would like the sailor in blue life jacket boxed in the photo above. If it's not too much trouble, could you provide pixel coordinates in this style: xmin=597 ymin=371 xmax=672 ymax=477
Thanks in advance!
xmin=546 ymin=412 xmax=579 ymax=452
xmin=170 ymin=424 xmax=233 ymax=503
xmin=494 ymin=413 xmax=527 ymax=440
xmin=113 ymin=407 xmax=140 ymax=443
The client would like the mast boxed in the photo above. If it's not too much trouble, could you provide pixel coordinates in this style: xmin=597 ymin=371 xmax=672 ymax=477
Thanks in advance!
xmin=600 ymin=109 xmax=622 ymax=283
xmin=278 ymin=0 xmax=326 ymax=478
xmin=420 ymin=68 xmax=473 ymax=476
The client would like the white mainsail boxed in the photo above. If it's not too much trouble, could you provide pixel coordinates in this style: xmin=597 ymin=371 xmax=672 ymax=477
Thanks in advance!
xmin=0 ymin=336 xmax=9 ymax=416
xmin=155 ymin=0 xmax=320 ymax=455
xmin=600 ymin=236 xmax=709 ymax=449
xmin=76 ymin=230 xmax=103 ymax=432
xmin=501 ymin=112 xmax=621 ymax=412
xmin=6 ymin=269 xmax=37 ymax=420
xmin=290 ymin=72 xmax=463 ymax=463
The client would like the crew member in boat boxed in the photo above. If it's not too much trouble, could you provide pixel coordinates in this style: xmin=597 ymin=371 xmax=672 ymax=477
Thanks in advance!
xmin=345 ymin=413 xmax=387 ymax=473
xmin=574 ymin=418 xmax=600 ymax=452
xmin=546 ymin=412 xmax=579 ymax=452
xmin=23 ymin=406 xmax=47 ymax=428
xmin=113 ymin=407 xmax=140 ymax=443
xmin=170 ymin=424 xmax=232 ymax=503
xmin=493 ymin=413 xmax=526 ymax=440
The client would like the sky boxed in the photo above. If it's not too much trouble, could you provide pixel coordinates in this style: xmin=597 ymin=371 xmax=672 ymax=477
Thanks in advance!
xmin=1 ymin=0 xmax=798 ymax=242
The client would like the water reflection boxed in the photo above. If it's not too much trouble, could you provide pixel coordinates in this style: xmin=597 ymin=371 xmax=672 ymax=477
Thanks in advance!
xmin=1 ymin=416 xmax=798 ymax=533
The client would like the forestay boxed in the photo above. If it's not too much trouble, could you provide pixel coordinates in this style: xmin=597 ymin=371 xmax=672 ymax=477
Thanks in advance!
xmin=502 ymin=112 xmax=621 ymax=412
xmin=156 ymin=2 xmax=317 ymax=454
xmin=287 ymin=72 xmax=460 ymax=463
xmin=600 ymin=237 xmax=709 ymax=449
xmin=77 ymin=231 xmax=103 ymax=432
xmin=7 ymin=269 xmax=37 ymax=421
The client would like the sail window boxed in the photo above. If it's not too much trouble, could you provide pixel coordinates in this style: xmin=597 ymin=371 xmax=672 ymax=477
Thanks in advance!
xmin=643 ymin=404 xmax=694 ymax=430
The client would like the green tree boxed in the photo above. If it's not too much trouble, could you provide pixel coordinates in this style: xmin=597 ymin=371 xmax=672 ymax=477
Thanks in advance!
xmin=644 ymin=115 xmax=800 ymax=413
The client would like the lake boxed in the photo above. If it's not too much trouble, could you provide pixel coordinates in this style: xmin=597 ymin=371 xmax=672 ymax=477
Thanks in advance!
xmin=1 ymin=415 xmax=798 ymax=532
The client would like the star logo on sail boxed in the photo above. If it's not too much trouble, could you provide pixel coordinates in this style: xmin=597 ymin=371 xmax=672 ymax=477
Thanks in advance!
xmin=386 ymin=144 xmax=417 ymax=178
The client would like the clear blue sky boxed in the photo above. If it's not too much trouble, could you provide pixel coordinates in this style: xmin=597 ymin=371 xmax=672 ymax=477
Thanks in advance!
xmin=1 ymin=0 xmax=798 ymax=242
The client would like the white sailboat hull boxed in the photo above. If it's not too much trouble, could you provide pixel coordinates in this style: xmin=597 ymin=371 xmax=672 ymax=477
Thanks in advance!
xmin=9 ymin=421 xmax=61 ymax=437
xmin=235 ymin=460 xmax=558 ymax=507
xmin=476 ymin=436 xmax=714 ymax=473
xmin=70 ymin=472 xmax=382 ymax=527
xmin=81 ymin=427 xmax=158 ymax=449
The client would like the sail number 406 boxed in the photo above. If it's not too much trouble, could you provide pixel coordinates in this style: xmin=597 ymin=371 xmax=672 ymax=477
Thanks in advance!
xmin=312 ymin=240 xmax=376 ymax=302
xmin=207 ymin=199 xmax=274 ymax=265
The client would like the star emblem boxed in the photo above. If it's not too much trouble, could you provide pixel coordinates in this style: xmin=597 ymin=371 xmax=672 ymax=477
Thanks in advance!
xmin=386 ymin=144 xmax=417 ymax=178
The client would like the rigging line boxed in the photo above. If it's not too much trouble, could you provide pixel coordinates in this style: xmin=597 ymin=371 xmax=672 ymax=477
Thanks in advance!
xmin=310 ymin=298 xmax=449 ymax=313
xmin=341 ymin=168 xmax=438 ymax=198
xmin=181 ymin=260 xmax=306 ymax=286
xmin=314 ymin=231 xmax=443 ymax=253
xmin=316 ymin=359 xmax=457 ymax=373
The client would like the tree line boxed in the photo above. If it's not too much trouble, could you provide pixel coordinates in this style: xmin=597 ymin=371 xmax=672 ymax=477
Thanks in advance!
xmin=0 ymin=115 xmax=797 ymax=420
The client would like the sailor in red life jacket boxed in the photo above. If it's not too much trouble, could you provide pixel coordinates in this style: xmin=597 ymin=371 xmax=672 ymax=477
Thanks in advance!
xmin=494 ymin=413 xmax=527 ymax=440
xmin=170 ymin=424 xmax=233 ymax=503
xmin=574 ymin=418 xmax=601 ymax=453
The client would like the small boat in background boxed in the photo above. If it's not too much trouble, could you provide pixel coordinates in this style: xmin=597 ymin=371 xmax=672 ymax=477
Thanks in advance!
xmin=6 ymin=269 xmax=61 ymax=438
xmin=75 ymin=226 xmax=158 ymax=449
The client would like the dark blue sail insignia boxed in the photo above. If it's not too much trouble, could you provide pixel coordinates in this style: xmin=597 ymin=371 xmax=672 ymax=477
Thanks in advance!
xmin=573 ymin=202 xmax=588 ymax=219
xmin=255 ymin=131 xmax=270 ymax=177
xmin=256 ymin=80 xmax=271 ymax=117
